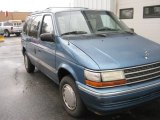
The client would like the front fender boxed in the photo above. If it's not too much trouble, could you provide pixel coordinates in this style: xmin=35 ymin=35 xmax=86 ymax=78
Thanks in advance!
xmin=57 ymin=62 xmax=85 ymax=84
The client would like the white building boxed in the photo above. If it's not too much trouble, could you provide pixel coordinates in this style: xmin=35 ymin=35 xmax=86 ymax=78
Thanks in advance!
xmin=73 ymin=0 xmax=160 ymax=43
xmin=73 ymin=0 xmax=116 ymax=13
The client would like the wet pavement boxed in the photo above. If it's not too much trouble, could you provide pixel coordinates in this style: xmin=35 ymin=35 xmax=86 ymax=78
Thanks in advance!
xmin=0 ymin=36 xmax=160 ymax=120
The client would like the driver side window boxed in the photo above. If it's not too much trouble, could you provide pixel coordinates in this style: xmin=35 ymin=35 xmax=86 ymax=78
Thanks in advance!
xmin=41 ymin=15 xmax=54 ymax=34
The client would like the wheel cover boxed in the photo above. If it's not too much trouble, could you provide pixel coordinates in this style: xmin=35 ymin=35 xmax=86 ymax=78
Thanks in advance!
xmin=62 ymin=84 xmax=77 ymax=110
xmin=24 ymin=55 xmax=28 ymax=69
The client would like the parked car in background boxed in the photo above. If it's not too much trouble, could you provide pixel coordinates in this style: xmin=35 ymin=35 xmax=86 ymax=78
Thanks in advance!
xmin=21 ymin=7 xmax=160 ymax=117
xmin=8 ymin=20 xmax=23 ymax=27
xmin=0 ymin=21 xmax=22 ymax=37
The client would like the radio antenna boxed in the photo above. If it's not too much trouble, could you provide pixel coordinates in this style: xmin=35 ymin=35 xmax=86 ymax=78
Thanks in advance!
xmin=68 ymin=0 xmax=72 ymax=45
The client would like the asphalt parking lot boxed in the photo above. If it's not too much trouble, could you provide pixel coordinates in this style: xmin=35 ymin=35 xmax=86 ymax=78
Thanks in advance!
xmin=0 ymin=36 xmax=160 ymax=120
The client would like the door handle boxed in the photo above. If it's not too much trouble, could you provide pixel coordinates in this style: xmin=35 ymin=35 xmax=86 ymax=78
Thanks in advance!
xmin=37 ymin=49 xmax=41 ymax=52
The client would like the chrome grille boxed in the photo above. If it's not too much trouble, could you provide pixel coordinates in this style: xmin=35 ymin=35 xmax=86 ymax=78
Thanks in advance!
xmin=124 ymin=62 xmax=160 ymax=84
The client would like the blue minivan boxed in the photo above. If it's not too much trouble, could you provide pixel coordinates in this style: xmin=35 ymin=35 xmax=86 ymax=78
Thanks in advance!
xmin=21 ymin=7 xmax=160 ymax=117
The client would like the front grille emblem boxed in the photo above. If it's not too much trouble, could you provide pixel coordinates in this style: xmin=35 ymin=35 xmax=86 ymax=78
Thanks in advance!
xmin=144 ymin=50 xmax=149 ymax=59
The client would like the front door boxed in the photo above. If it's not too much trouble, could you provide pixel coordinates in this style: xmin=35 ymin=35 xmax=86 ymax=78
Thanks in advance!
xmin=36 ymin=14 xmax=57 ymax=82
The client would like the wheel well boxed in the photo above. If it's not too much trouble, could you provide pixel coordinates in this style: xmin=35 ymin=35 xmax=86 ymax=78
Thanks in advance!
xmin=4 ymin=29 xmax=9 ymax=32
xmin=58 ymin=68 xmax=73 ymax=82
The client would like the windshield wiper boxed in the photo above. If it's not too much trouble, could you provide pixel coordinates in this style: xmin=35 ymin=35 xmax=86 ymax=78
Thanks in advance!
xmin=123 ymin=30 xmax=134 ymax=34
xmin=95 ymin=33 xmax=107 ymax=37
xmin=61 ymin=31 xmax=87 ymax=36
xmin=97 ymin=27 xmax=119 ymax=31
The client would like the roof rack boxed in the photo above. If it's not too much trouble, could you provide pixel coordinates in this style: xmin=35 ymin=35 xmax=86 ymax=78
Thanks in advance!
xmin=31 ymin=7 xmax=89 ymax=15
xmin=45 ymin=7 xmax=88 ymax=10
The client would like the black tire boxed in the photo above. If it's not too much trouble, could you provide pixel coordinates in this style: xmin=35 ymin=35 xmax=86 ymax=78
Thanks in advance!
xmin=4 ymin=30 xmax=10 ymax=37
xmin=16 ymin=33 xmax=20 ymax=37
xmin=24 ymin=52 xmax=35 ymax=73
xmin=60 ymin=76 xmax=86 ymax=117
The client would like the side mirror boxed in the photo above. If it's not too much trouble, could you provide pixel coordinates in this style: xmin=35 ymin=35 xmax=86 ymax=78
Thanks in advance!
xmin=130 ymin=28 xmax=134 ymax=32
xmin=40 ymin=33 xmax=54 ymax=42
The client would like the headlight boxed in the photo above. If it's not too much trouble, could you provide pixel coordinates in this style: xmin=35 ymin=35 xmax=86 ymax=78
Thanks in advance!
xmin=101 ymin=71 xmax=125 ymax=81
xmin=84 ymin=70 xmax=101 ymax=82
xmin=84 ymin=70 xmax=126 ymax=88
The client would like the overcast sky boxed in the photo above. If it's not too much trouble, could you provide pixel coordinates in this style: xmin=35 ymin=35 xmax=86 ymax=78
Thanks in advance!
xmin=1 ymin=0 xmax=74 ymax=12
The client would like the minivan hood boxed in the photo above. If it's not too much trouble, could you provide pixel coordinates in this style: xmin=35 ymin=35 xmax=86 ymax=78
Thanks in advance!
xmin=68 ymin=34 xmax=160 ymax=70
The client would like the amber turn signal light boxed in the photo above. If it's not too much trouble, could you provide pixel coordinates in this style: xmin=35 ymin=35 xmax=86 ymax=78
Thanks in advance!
xmin=85 ymin=79 xmax=126 ymax=88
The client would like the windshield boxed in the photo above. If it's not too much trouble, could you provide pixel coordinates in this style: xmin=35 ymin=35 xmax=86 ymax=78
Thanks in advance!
xmin=56 ymin=10 xmax=132 ymax=36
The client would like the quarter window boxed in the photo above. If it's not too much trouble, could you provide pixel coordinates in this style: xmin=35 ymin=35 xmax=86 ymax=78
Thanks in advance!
xmin=41 ymin=15 xmax=53 ymax=34
xmin=119 ymin=8 xmax=134 ymax=19
xmin=143 ymin=5 xmax=160 ymax=18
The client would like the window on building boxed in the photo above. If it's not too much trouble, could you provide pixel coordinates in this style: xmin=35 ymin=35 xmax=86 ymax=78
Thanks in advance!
xmin=143 ymin=5 xmax=160 ymax=18
xmin=119 ymin=8 xmax=134 ymax=19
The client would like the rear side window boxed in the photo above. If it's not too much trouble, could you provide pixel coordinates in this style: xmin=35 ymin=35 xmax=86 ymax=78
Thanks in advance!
xmin=23 ymin=22 xmax=27 ymax=34
xmin=28 ymin=15 xmax=42 ymax=38
xmin=41 ymin=15 xmax=54 ymax=34
xmin=23 ymin=17 xmax=31 ymax=35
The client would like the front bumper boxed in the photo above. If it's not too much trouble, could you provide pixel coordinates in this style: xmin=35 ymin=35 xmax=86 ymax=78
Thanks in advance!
xmin=76 ymin=78 xmax=160 ymax=115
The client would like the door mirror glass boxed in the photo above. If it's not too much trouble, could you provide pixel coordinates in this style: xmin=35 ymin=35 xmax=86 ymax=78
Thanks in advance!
xmin=40 ymin=33 xmax=54 ymax=42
